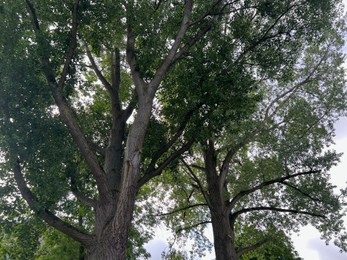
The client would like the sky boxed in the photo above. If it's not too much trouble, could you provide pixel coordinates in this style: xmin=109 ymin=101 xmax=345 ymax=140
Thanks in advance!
xmin=144 ymin=2 xmax=347 ymax=259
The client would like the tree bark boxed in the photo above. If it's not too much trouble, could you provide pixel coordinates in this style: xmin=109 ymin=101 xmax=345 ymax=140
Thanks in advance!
xmin=85 ymin=229 xmax=118 ymax=260
xmin=205 ymin=140 xmax=238 ymax=260
xmin=210 ymin=212 xmax=237 ymax=260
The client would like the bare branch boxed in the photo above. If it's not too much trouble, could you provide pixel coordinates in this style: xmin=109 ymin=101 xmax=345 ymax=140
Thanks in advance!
xmin=151 ymin=203 xmax=208 ymax=217
xmin=231 ymin=206 xmax=325 ymax=224
xmin=228 ymin=169 xmax=321 ymax=211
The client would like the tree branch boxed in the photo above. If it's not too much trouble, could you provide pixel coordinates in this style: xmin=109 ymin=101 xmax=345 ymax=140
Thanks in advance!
xmin=231 ymin=206 xmax=325 ymax=224
xmin=181 ymin=158 xmax=211 ymax=208
xmin=84 ymin=42 xmax=114 ymax=94
xmin=57 ymin=0 xmax=79 ymax=89
xmin=125 ymin=1 xmax=147 ymax=96
xmin=235 ymin=2 xmax=300 ymax=65
xmin=69 ymin=169 xmax=97 ymax=208
xmin=25 ymin=0 xmax=109 ymax=200
xmin=176 ymin=220 xmax=211 ymax=233
xmin=87 ymin=139 xmax=105 ymax=156
xmin=138 ymin=139 xmax=195 ymax=187
xmin=218 ymin=129 xmax=258 ymax=193
xmin=280 ymin=180 xmax=321 ymax=205
xmin=228 ymin=169 xmax=321 ymax=211
xmin=144 ymin=107 xmax=198 ymax=176
xmin=13 ymin=161 xmax=93 ymax=246
xmin=71 ymin=189 xmax=96 ymax=209
xmin=151 ymin=203 xmax=208 ymax=217
xmin=149 ymin=0 xmax=194 ymax=92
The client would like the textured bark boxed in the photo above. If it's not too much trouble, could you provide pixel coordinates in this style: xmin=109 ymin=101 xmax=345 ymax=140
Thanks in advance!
xmin=85 ymin=230 xmax=118 ymax=260
xmin=210 ymin=212 xmax=237 ymax=260
xmin=205 ymin=140 xmax=238 ymax=260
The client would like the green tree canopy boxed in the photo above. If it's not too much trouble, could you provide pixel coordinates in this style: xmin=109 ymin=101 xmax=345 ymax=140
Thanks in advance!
xmin=0 ymin=0 xmax=346 ymax=259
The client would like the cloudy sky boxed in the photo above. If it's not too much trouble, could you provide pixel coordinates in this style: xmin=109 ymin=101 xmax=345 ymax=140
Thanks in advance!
xmin=145 ymin=2 xmax=347 ymax=259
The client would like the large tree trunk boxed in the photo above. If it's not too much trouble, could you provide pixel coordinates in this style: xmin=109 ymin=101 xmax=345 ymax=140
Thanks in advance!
xmin=85 ymin=100 xmax=152 ymax=259
xmin=85 ymin=213 xmax=134 ymax=260
xmin=85 ymin=232 xmax=119 ymax=260
xmin=210 ymin=211 xmax=238 ymax=260
xmin=205 ymin=140 xmax=238 ymax=260
xmin=85 ymin=177 xmax=138 ymax=260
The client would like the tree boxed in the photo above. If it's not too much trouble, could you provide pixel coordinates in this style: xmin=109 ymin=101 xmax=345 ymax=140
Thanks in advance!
xmin=145 ymin=1 xmax=347 ymax=259
xmin=0 ymin=0 xmax=346 ymax=259
xmin=152 ymin=16 xmax=347 ymax=260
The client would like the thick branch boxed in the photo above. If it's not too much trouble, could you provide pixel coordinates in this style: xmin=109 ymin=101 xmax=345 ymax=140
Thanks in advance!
xmin=87 ymin=139 xmax=105 ymax=156
xmin=150 ymin=0 xmax=194 ymax=91
xmin=13 ymin=161 xmax=93 ymax=246
xmin=53 ymin=93 xmax=109 ymax=200
xmin=228 ymin=169 xmax=321 ymax=211
xmin=71 ymin=189 xmax=96 ymax=209
xmin=25 ymin=0 xmax=40 ymax=31
xmin=231 ymin=206 xmax=325 ymax=224
xmin=172 ymin=23 xmax=212 ymax=64
xmin=25 ymin=0 xmax=109 ymax=200
xmin=125 ymin=1 xmax=147 ymax=96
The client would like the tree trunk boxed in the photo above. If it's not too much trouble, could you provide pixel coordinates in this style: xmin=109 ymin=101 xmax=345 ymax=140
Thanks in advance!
xmin=85 ymin=234 xmax=119 ymax=260
xmin=204 ymin=141 xmax=238 ymax=260
xmin=84 ymin=100 xmax=152 ymax=259
xmin=210 ymin=211 xmax=238 ymax=260
xmin=85 ymin=184 xmax=137 ymax=260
